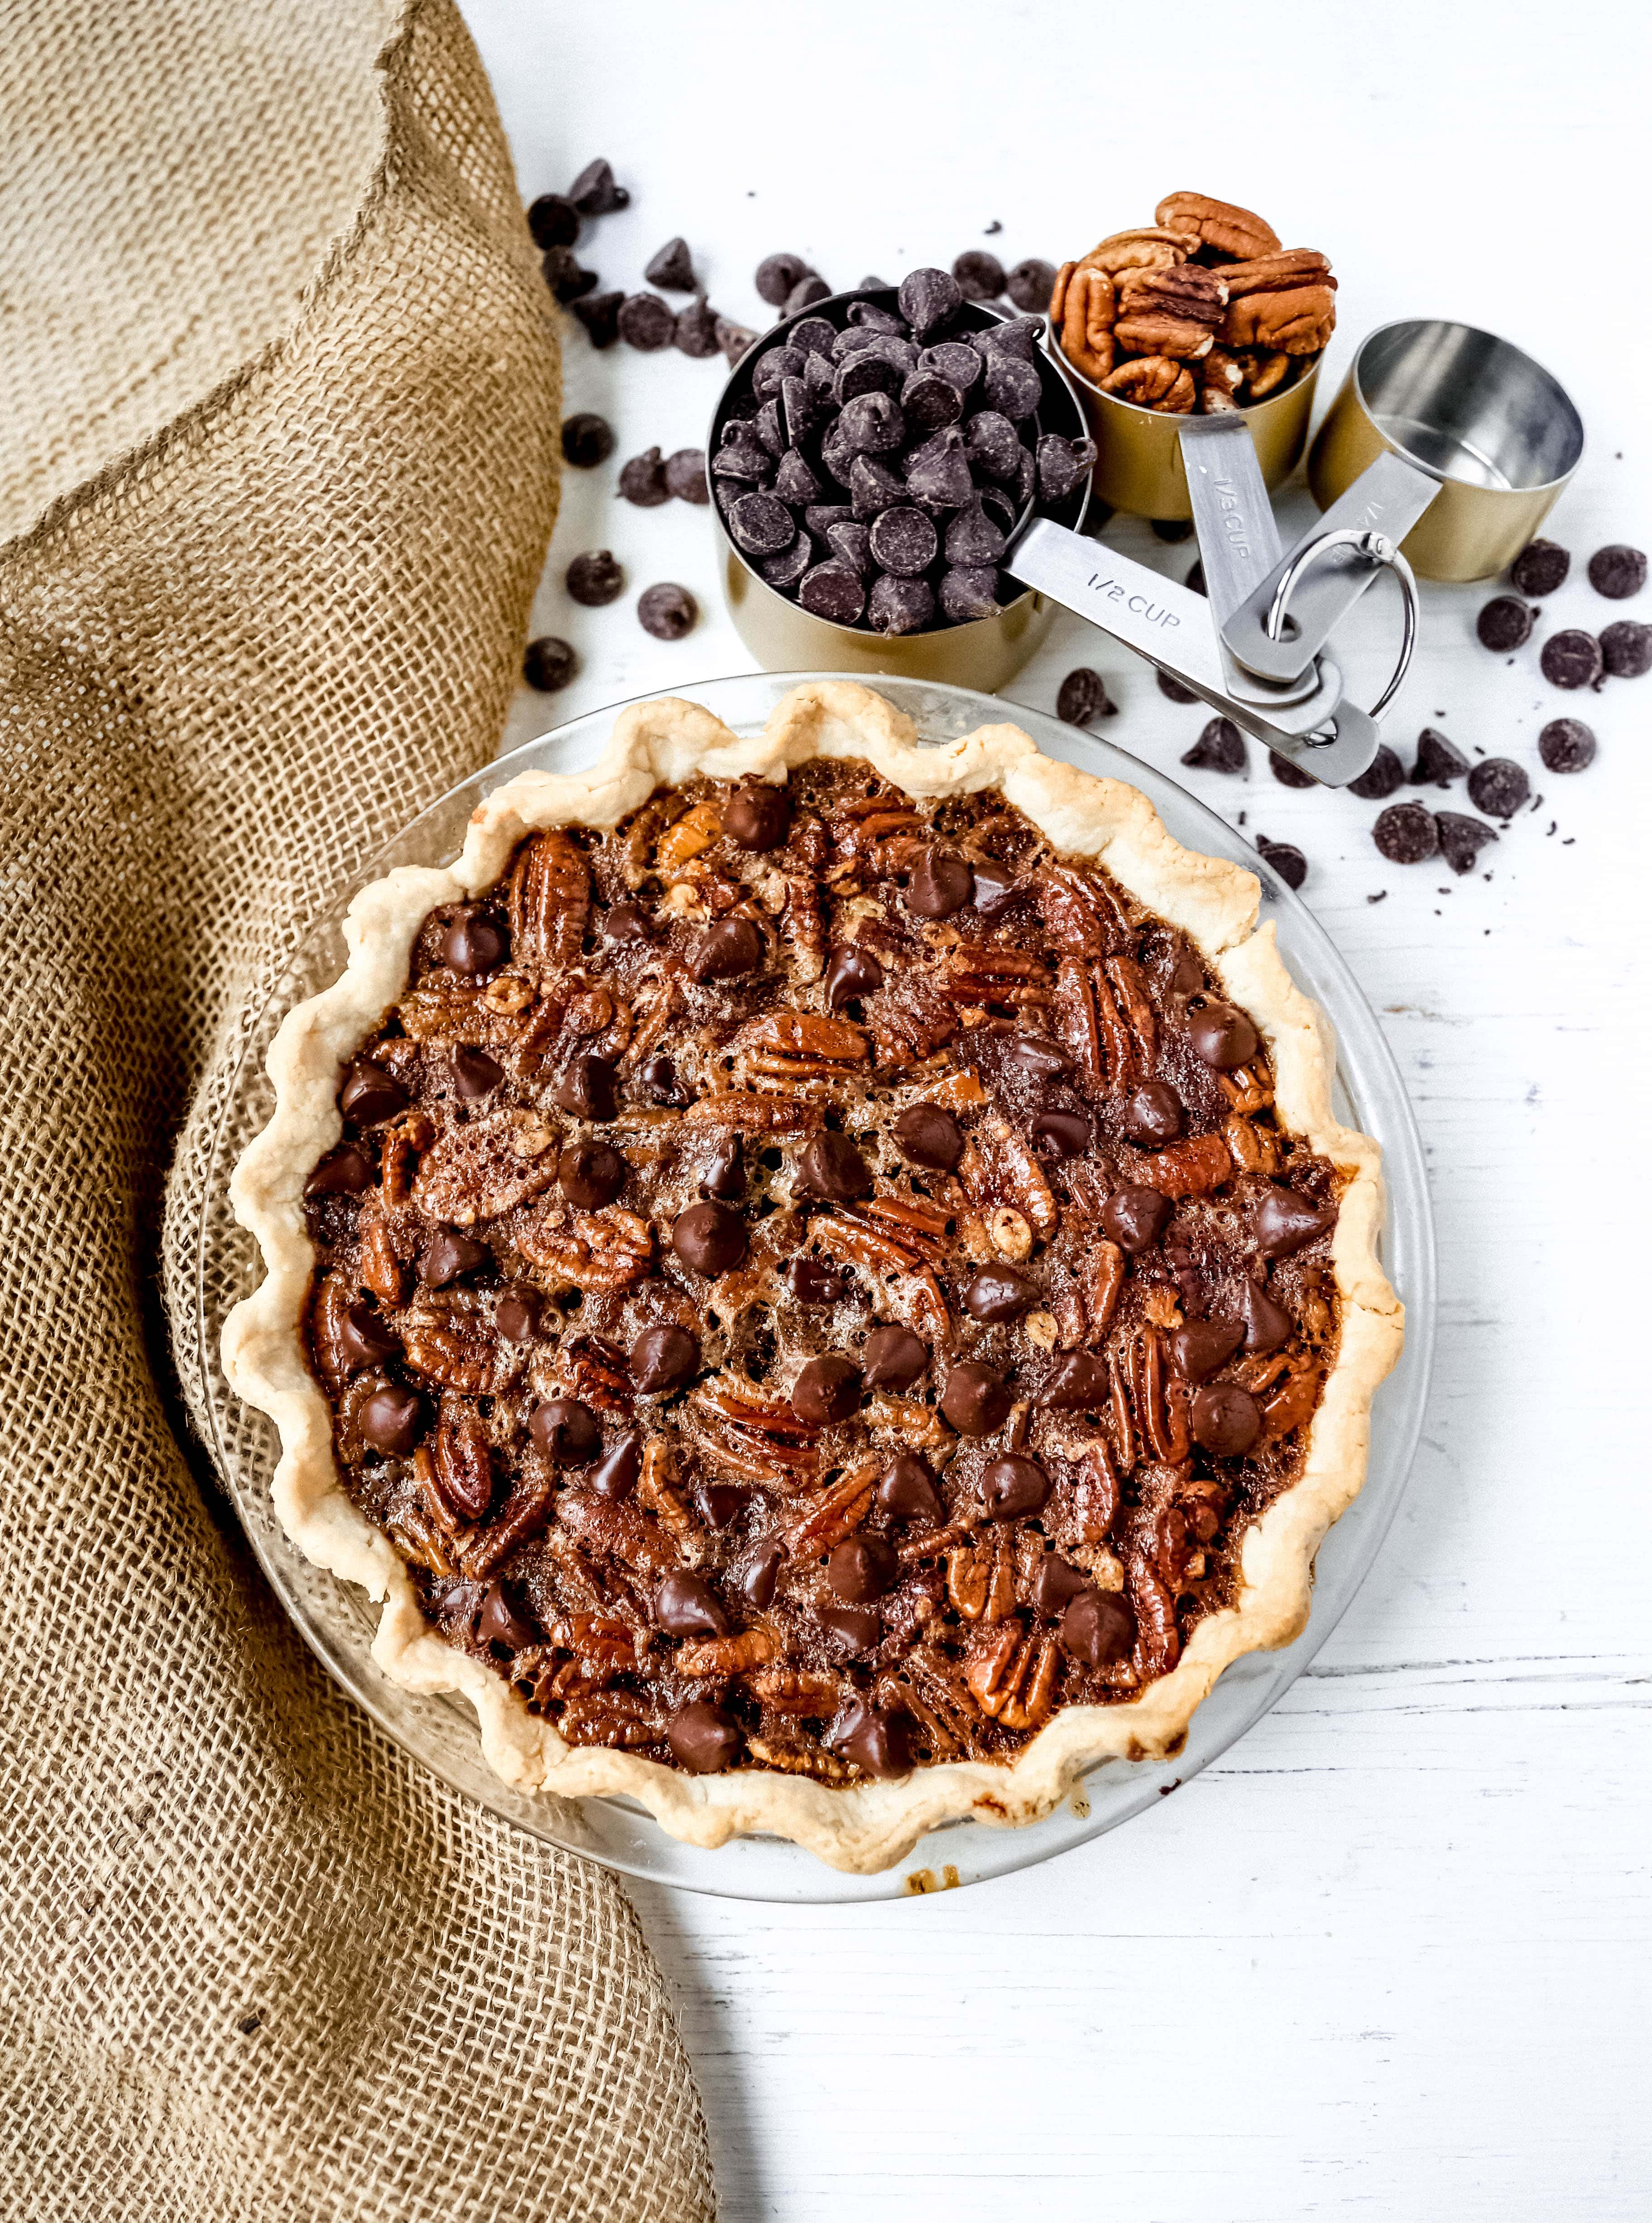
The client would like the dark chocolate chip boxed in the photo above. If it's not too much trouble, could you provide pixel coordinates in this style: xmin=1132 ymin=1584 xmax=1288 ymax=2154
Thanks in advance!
xmin=825 ymin=942 xmax=885 ymax=1009
xmin=892 ymin=1103 xmax=964 ymax=1171
xmin=1007 ymin=257 xmax=1057 ymax=311
xmin=820 ymin=1603 xmax=883 ymax=1656
xmin=495 ymin=1291 xmax=541 ymax=1343
xmin=836 ymin=351 xmax=903 ymax=407
xmin=1372 ymin=800 xmax=1439 ymax=864
xmin=359 ymin=1386 xmax=424 ymax=1456
xmin=672 ymin=1201 xmax=747 ymax=1277
xmin=784 ymin=274 xmax=831 ymax=316
xmin=962 ymin=409 xmax=1021 ymax=481
xmin=602 ymin=904 xmax=653 ymax=950
xmin=644 ymin=236 xmax=695 ymax=291
xmin=442 ymin=914 xmax=506 ymax=974
xmin=922 ymin=341 xmax=984 ymax=397
xmin=700 ymin=1134 xmax=744 ymax=1200
xmin=1269 ymin=751 xmax=1317 ymax=788
xmin=722 ymin=782 xmax=790 ymax=852
xmin=1601 ymin=620 xmax=1652 ymax=678
xmin=527 ymin=193 xmax=580 ymax=250
xmin=828 ymin=1534 xmax=897 ymax=1602
xmin=831 ymin=1700 xmax=912 ymax=1777
xmin=798 ymin=560 xmax=867 ymax=625
xmin=1466 ymin=758 xmax=1531 ymax=818
xmin=1182 ymin=717 xmax=1246 ymax=773
xmin=1476 ymin=596 xmax=1533 ymax=652
xmin=523 ymin=635 xmax=577 ymax=692
xmin=1588 ymin=544 xmax=1646 ymax=600
xmin=982 ymin=1454 xmax=1050 ymax=1519
xmin=848 ymin=455 xmax=907 ymax=520
xmin=630 ymin=1324 xmax=701 ymax=1393
xmin=1256 ymin=838 xmax=1307 ymax=891
xmin=1168 ymin=1318 xmax=1245 ymax=1381
xmin=553 ymin=1052 xmax=616 ymax=1120
xmin=756 ymin=252 xmax=810 ymax=306
xmin=1185 ymin=559 xmax=1205 ymax=596
xmin=478 ymin=1581 xmax=539 ymax=1654
xmin=1254 ymin=1185 xmax=1336 ymax=1258
xmin=792 ymin=1355 xmax=863 ymax=1426
xmin=864 ymin=1324 xmax=930 ymax=1391
xmin=738 ymin=1543 xmax=783 ymax=1612
xmin=637 ymin=1050 xmax=685 ymax=1103
xmin=1511 ymin=539 xmax=1569 ymax=598
xmin=905 ymin=425 xmax=975 ymax=508
xmin=951 ymin=249 xmax=1005 ymax=300
xmin=940 ymin=1361 xmax=1011 ymax=1436
xmin=418 ymin=1229 xmax=489 ymax=1288
xmin=1157 ymin=669 xmax=1199 ymax=704
xmin=590 ymin=1432 xmax=641 ymax=1500
xmin=616 ymin=292 xmax=674 ymax=350
xmin=1151 ymin=518 xmax=1195 ymax=543
xmin=1040 ymin=1351 xmax=1110 ymax=1410
xmin=878 ymin=1450 xmax=942 ymax=1523
xmin=837 ymin=390 xmax=906 ymax=457
xmin=901 ymin=370 xmax=964 ymax=433
xmin=1348 ymin=744 xmax=1405 ymax=801
xmin=450 ymin=1045 xmax=503 ymax=1100
xmin=654 ymin=1571 xmax=729 ymax=1637
xmin=618 ymin=447 xmax=669 ymax=507
xmin=898 ymin=266 xmax=962 ymax=338
xmin=570 ymin=290 xmax=622 ymax=348
xmin=1538 ymin=716 xmax=1596 ymax=772
xmin=906 ymin=846 xmax=974 ymax=918
xmin=791 ymin=316 xmax=838 ymax=360
xmin=1002 ymin=1031 xmax=1071 ymax=1080
xmin=561 ymin=412 xmax=615 ymax=468
xmin=797 ymin=1131 xmax=873 ymax=1201
xmin=938 ymin=566 xmax=1003 ymax=623
xmin=713 ymin=420 xmax=774 ymax=481
xmin=1057 ymin=667 xmax=1116 ymax=727
xmin=1036 ymin=433 xmax=1096 ymax=501
xmin=774 ymin=447 xmax=821 ymax=506
xmin=868 ymin=573 xmax=936 ymax=634
xmin=567 ymin=158 xmax=628 ymax=215
xmin=1031 ymin=1109 xmax=1091 ymax=1160
xmin=761 ymin=537 xmax=814 ymax=590
xmin=1186 ymin=1001 xmax=1259 ymax=1070
xmin=541 ymin=246 xmax=598 ymax=303
xmin=1410 ymin=727 xmax=1469 ymax=786
xmin=726 ymin=490 xmax=794 ymax=556
xmin=559 ymin=1140 xmax=624 ymax=1209
xmin=715 ymin=315 xmax=759 ymax=366
xmin=341 ymin=1060 xmax=407 ymax=1126
xmin=638 ymin=581 xmax=698 ymax=641
xmin=970 ymin=862 xmax=1018 ymax=919
xmin=780 ymin=1256 xmax=845 ymax=1307
xmin=869 ymin=505 xmax=939 ymax=577
xmin=668 ymin=1700 xmax=742 ymax=1773
xmin=566 ymin=549 xmax=625 ymax=606
xmin=1033 ymin=1555 xmax=1091 ymax=1619
xmin=982 ymin=352 xmax=1040 ymax=421
xmin=529 ymin=1399 xmax=600 ymax=1465
xmin=944 ymin=501 xmax=1007 ymax=567
xmin=673 ymin=298 xmax=720 ymax=359
xmin=846 ymin=300 xmax=908 ymax=333
xmin=1541 ymin=628 xmax=1604 ymax=689
xmin=1237 ymin=1277 xmax=1293 ymax=1353
xmin=338 ymin=1301 xmax=399 ymax=1372
xmin=1061 ymin=1587 xmax=1135 ymax=1668
xmin=976 ymin=316 xmax=1041 ymax=361
xmin=754 ymin=399 xmax=786 ymax=458
xmin=1436 ymin=810 xmax=1498 ymax=875
xmin=1120 ymin=1082 xmax=1183 ymax=1146
xmin=1102 ymin=1184 xmax=1172 ymax=1254
xmin=964 ymin=1265 xmax=1037 ymax=1323
xmin=1191 ymin=1382 xmax=1262 ymax=1457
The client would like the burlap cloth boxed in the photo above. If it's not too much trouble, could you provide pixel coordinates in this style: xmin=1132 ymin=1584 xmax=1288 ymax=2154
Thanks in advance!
xmin=0 ymin=1 xmax=715 ymax=2214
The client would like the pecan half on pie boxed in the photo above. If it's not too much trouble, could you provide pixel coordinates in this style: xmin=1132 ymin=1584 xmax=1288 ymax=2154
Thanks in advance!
xmin=226 ymin=682 xmax=1400 ymax=1872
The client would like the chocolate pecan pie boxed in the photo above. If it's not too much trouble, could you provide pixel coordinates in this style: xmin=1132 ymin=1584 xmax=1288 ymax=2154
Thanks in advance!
xmin=225 ymin=681 xmax=1400 ymax=1872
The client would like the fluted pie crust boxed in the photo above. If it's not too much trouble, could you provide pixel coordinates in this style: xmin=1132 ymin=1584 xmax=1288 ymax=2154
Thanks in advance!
xmin=223 ymin=680 xmax=1402 ymax=1873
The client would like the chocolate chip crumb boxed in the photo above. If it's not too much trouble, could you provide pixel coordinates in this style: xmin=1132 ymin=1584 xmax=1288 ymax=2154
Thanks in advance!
xmin=542 ymin=246 xmax=598 ymax=303
xmin=1182 ymin=717 xmax=1246 ymax=773
xmin=1475 ymin=596 xmax=1533 ymax=651
xmin=1057 ymin=668 xmax=1115 ymax=727
xmin=1373 ymin=801 xmax=1438 ymax=864
xmin=644 ymin=237 xmax=696 ymax=292
xmin=568 ymin=159 xmax=628 ymax=216
xmin=1269 ymin=751 xmax=1317 ymax=789
xmin=1007 ymin=258 xmax=1057 ymax=311
xmin=617 ymin=292 xmax=675 ymax=351
xmin=237 ymin=2012 xmax=263 ymax=2036
xmin=1157 ymin=669 xmax=1198 ymax=703
xmin=1410 ymin=727 xmax=1468 ymax=786
xmin=1466 ymin=758 xmax=1530 ymax=818
xmin=566 ymin=549 xmax=624 ymax=606
xmin=1367 ymin=890 xmax=1388 ymax=903
xmin=560 ymin=412 xmax=614 ymax=469
xmin=1587 ymin=543 xmax=1646 ymax=600
xmin=1436 ymin=811 xmax=1498 ymax=874
xmin=1538 ymin=717 xmax=1596 ymax=773
xmin=1601 ymin=619 xmax=1652 ymax=677
xmin=527 ymin=194 xmax=579 ymax=250
xmin=619 ymin=447 xmax=670 ymax=506
xmin=523 ymin=636 xmax=576 ymax=693
xmin=1256 ymin=837 xmax=1307 ymax=889
xmin=570 ymin=291 xmax=622 ymax=348
xmin=1540 ymin=629 xmax=1604 ymax=689
xmin=1348 ymin=743 xmax=1405 ymax=800
xmin=638 ymin=582 xmax=698 ymax=640
xmin=664 ymin=448 xmax=710 ymax=504
xmin=1510 ymin=538 xmax=1569 ymax=598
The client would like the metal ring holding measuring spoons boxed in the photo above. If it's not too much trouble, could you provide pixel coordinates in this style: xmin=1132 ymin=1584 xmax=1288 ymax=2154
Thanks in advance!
xmin=1266 ymin=528 xmax=1420 ymax=726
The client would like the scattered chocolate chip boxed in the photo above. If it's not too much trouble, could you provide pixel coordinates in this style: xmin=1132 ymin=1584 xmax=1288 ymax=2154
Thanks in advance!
xmin=527 ymin=193 xmax=579 ymax=250
xmin=1157 ymin=669 xmax=1198 ymax=704
xmin=553 ymin=1052 xmax=616 ymax=1121
xmin=590 ymin=1432 xmax=641 ymax=1500
xmin=797 ymin=560 xmax=866 ymax=625
xmin=1186 ymin=1001 xmax=1259 ymax=1070
xmin=869 ymin=575 xmax=935 ymax=634
xmin=668 ymin=1700 xmax=742 ymax=1773
xmin=1372 ymin=800 xmax=1439 ymax=864
xmin=359 ymin=1386 xmax=423 ymax=1456
xmin=1120 ymin=1082 xmax=1183 ymax=1147
xmin=982 ymin=1454 xmax=1050 ymax=1520
xmin=655 ymin=1571 xmax=728 ymax=1638
xmin=442 ymin=914 xmax=506 ymax=975
xmin=715 ymin=314 xmax=758 ymax=367
xmin=798 ymin=1130 xmax=873 ymax=1202
xmin=495 ymin=1291 xmax=541 ymax=1343
xmin=1151 ymin=519 xmax=1195 ymax=543
xmin=1436 ymin=810 xmax=1498 ymax=875
xmin=570 ymin=290 xmax=623 ymax=348
xmin=691 ymin=919 xmax=764 ymax=987
xmin=523 ymin=635 xmax=576 ymax=693
xmin=478 ymin=1580 xmax=538 ymax=1654
xmin=863 ymin=1325 xmax=930 ymax=1392
xmin=701 ymin=1134 xmax=744 ymax=1201
xmin=1256 ymin=837 xmax=1307 ymax=891
xmin=1588 ymin=544 xmax=1646 ymax=600
xmin=780 ymin=1256 xmax=844 ymax=1307
xmin=561 ymin=412 xmax=614 ymax=468
xmin=891 ymin=1102 xmax=964 ymax=1171
xmin=604 ymin=900 xmax=654 ymax=945
xmin=542 ymin=246 xmax=598 ymax=303
xmin=450 ymin=1045 xmax=502 ymax=1100
xmin=644 ymin=236 xmax=695 ymax=292
xmin=1040 ymin=1351 xmax=1110 ymax=1410
xmin=825 ymin=943 xmax=885 ymax=1010
xmin=964 ymin=1265 xmax=1037 ymax=1323
xmin=1031 ymin=1109 xmax=1091 ymax=1160
xmin=1254 ymin=1185 xmax=1336 ymax=1259
xmin=1237 ymin=1277 xmax=1293 ymax=1353
xmin=1269 ymin=751 xmax=1317 ymax=789
xmin=1006 ymin=257 xmax=1057 ymax=311
xmin=828 ymin=1534 xmax=896 ymax=1602
xmin=792 ymin=1354 xmax=863 ymax=1426
xmin=619 ymin=447 xmax=670 ymax=507
xmin=630 ymin=1324 xmax=701 ymax=1393
xmin=672 ymin=1201 xmax=747 ymax=1278
xmin=672 ymin=296 xmax=720 ymax=358
xmin=418 ymin=1229 xmax=489 ymax=1288
xmin=568 ymin=158 xmax=628 ymax=215
xmin=756 ymin=252 xmax=811 ymax=306
xmin=337 ymin=1301 xmax=398 ymax=1370
xmin=941 ymin=1362 xmax=1011 ymax=1436
xmin=558 ymin=1141 xmax=625 ymax=1209
xmin=1348 ymin=744 xmax=1405 ymax=801
xmin=951 ymin=249 xmax=1005 ymax=300
xmin=1475 ymin=596 xmax=1533 ymax=652
xmin=1169 ymin=1318 xmax=1244 ymax=1381
xmin=906 ymin=846 xmax=974 ymax=919
xmin=566 ymin=549 xmax=624 ymax=606
xmin=831 ymin=1700 xmax=912 ymax=1778
xmin=1466 ymin=758 xmax=1530 ymax=818
xmin=529 ymin=1399 xmax=600 ymax=1465
xmin=719 ymin=782 xmax=787 ymax=852
xmin=869 ymin=505 xmax=939 ymax=577
xmin=1182 ymin=717 xmax=1245 ymax=773
xmin=878 ymin=1450 xmax=942 ymax=1525
xmin=1601 ymin=619 xmax=1652 ymax=678
xmin=1511 ymin=539 xmax=1570 ymax=598
xmin=1538 ymin=717 xmax=1596 ymax=773
xmin=1541 ymin=628 xmax=1604 ymax=689
xmin=1061 ymin=1587 xmax=1135 ymax=1668
xmin=1102 ymin=1185 xmax=1172 ymax=1254
xmin=784 ymin=274 xmax=832 ymax=315
xmin=637 ymin=581 xmax=698 ymax=640
xmin=1410 ymin=727 xmax=1468 ymax=786
xmin=738 ymin=1544 xmax=783 ymax=1612
xmin=1191 ymin=1382 xmax=1261 ymax=1458
xmin=617 ymin=291 xmax=674 ymax=350
xmin=341 ymin=1061 xmax=407 ymax=1126
xmin=1057 ymin=667 xmax=1116 ymax=727
xmin=637 ymin=1049 xmax=684 ymax=1102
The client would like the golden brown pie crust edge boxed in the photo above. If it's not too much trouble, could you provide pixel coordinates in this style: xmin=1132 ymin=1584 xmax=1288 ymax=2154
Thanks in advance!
xmin=222 ymin=679 xmax=1403 ymax=1874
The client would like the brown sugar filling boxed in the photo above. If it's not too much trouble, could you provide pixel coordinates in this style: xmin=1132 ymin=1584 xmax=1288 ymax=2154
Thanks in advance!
xmin=301 ymin=756 xmax=1343 ymax=1785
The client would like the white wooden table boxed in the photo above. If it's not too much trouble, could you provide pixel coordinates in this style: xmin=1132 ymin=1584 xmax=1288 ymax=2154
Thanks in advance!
xmin=467 ymin=6 xmax=1649 ymax=2211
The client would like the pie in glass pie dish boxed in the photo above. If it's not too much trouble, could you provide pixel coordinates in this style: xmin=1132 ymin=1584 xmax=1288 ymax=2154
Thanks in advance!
xmin=223 ymin=679 xmax=1402 ymax=1873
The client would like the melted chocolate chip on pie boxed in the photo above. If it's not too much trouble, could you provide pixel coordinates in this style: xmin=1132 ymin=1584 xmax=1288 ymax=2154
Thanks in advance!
xmin=298 ymin=753 xmax=1344 ymax=1786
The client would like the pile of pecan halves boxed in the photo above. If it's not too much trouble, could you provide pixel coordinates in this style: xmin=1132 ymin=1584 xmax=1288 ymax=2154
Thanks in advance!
xmin=1048 ymin=191 xmax=1336 ymax=415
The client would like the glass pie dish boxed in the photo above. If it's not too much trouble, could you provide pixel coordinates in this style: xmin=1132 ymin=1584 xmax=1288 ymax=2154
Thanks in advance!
xmin=190 ymin=671 xmax=1435 ymax=1904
